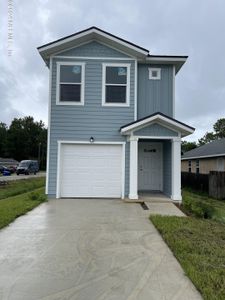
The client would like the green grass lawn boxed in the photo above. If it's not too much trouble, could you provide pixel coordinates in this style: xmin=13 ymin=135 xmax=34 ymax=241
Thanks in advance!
xmin=182 ymin=188 xmax=225 ymax=223
xmin=0 ymin=177 xmax=45 ymax=200
xmin=0 ymin=177 xmax=46 ymax=229
xmin=150 ymin=215 xmax=225 ymax=300
xmin=0 ymin=187 xmax=46 ymax=229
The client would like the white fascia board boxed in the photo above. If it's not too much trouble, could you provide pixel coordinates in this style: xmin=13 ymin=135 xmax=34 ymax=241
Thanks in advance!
xmin=181 ymin=153 xmax=225 ymax=160
xmin=38 ymin=28 xmax=149 ymax=57
xmin=121 ymin=114 xmax=194 ymax=136
xmin=146 ymin=57 xmax=187 ymax=63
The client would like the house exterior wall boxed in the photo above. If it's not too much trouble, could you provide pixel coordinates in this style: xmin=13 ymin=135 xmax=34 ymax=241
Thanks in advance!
xmin=137 ymin=64 xmax=174 ymax=119
xmin=138 ymin=139 xmax=172 ymax=197
xmin=48 ymin=43 xmax=135 ymax=197
xmin=181 ymin=157 xmax=225 ymax=174
xmin=133 ymin=123 xmax=178 ymax=137
xmin=56 ymin=41 xmax=130 ymax=58
xmin=163 ymin=140 xmax=172 ymax=196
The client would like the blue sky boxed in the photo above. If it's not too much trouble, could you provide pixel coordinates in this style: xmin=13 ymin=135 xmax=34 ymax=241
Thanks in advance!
xmin=1 ymin=0 xmax=225 ymax=142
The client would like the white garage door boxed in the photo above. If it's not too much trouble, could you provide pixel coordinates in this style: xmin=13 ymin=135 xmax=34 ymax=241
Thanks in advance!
xmin=60 ymin=144 xmax=123 ymax=198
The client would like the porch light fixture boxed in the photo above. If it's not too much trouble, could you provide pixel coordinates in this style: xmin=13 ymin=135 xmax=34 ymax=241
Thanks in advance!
xmin=90 ymin=137 xmax=95 ymax=143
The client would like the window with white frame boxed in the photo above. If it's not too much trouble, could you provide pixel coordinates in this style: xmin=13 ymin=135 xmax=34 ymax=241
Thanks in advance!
xmin=149 ymin=68 xmax=161 ymax=80
xmin=196 ymin=160 xmax=200 ymax=174
xmin=102 ymin=64 xmax=130 ymax=106
xmin=56 ymin=62 xmax=85 ymax=105
xmin=188 ymin=160 xmax=192 ymax=173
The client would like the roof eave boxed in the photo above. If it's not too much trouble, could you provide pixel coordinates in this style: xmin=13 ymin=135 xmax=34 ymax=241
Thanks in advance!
xmin=37 ymin=27 xmax=149 ymax=63
xmin=120 ymin=113 xmax=194 ymax=137
xmin=145 ymin=56 xmax=188 ymax=73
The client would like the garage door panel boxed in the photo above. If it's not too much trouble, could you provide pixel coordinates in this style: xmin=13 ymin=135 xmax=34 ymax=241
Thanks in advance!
xmin=60 ymin=144 xmax=123 ymax=198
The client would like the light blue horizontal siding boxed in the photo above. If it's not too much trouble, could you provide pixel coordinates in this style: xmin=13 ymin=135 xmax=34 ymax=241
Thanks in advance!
xmin=163 ymin=140 xmax=172 ymax=196
xmin=134 ymin=123 xmax=178 ymax=137
xmin=137 ymin=64 xmax=173 ymax=119
xmin=48 ymin=54 xmax=135 ymax=196
xmin=56 ymin=41 xmax=130 ymax=58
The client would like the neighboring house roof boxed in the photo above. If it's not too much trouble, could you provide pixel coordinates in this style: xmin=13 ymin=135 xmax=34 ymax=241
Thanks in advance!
xmin=182 ymin=138 xmax=225 ymax=160
xmin=120 ymin=112 xmax=195 ymax=137
xmin=37 ymin=26 xmax=187 ymax=73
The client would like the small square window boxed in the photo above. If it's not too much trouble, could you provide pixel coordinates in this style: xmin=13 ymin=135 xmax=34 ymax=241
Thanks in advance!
xmin=149 ymin=68 xmax=161 ymax=80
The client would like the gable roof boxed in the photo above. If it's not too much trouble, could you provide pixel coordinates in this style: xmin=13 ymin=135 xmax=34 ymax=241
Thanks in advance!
xmin=182 ymin=138 xmax=225 ymax=160
xmin=37 ymin=26 xmax=187 ymax=72
xmin=38 ymin=26 xmax=149 ymax=54
xmin=38 ymin=26 xmax=149 ymax=63
xmin=120 ymin=112 xmax=195 ymax=137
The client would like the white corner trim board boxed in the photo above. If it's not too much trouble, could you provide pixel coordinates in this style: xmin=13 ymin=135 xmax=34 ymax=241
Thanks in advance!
xmin=134 ymin=59 xmax=138 ymax=120
xmin=56 ymin=141 xmax=126 ymax=199
xmin=45 ymin=57 xmax=52 ymax=194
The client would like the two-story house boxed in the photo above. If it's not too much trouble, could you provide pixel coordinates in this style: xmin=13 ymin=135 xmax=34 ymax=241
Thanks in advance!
xmin=38 ymin=26 xmax=194 ymax=202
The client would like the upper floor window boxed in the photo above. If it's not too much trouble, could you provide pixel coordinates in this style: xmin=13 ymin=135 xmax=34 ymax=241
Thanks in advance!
xmin=56 ymin=62 xmax=85 ymax=105
xmin=149 ymin=68 xmax=161 ymax=80
xmin=102 ymin=63 xmax=130 ymax=106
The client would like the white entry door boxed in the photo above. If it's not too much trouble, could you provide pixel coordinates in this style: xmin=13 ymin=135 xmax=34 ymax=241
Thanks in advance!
xmin=60 ymin=144 xmax=123 ymax=198
xmin=138 ymin=142 xmax=163 ymax=191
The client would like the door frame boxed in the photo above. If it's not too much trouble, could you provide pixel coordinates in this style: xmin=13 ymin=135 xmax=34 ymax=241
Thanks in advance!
xmin=138 ymin=141 xmax=163 ymax=192
xmin=56 ymin=140 xmax=126 ymax=199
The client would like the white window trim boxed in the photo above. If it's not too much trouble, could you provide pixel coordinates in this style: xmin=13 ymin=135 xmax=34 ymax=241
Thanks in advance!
xmin=56 ymin=61 xmax=85 ymax=105
xmin=149 ymin=67 xmax=161 ymax=80
xmin=102 ymin=63 xmax=130 ymax=107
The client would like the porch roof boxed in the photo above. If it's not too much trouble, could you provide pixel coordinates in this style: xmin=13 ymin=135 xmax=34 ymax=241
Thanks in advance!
xmin=120 ymin=112 xmax=195 ymax=138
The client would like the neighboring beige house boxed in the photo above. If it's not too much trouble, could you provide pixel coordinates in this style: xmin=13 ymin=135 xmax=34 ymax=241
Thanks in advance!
xmin=181 ymin=138 xmax=225 ymax=174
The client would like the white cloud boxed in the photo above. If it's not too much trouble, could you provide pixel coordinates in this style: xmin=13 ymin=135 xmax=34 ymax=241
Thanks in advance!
xmin=0 ymin=0 xmax=225 ymax=141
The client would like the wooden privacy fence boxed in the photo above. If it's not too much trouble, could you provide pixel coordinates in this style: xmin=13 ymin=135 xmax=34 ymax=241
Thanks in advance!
xmin=181 ymin=171 xmax=225 ymax=200
xmin=181 ymin=172 xmax=209 ymax=193
xmin=209 ymin=171 xmax=225 ymax=199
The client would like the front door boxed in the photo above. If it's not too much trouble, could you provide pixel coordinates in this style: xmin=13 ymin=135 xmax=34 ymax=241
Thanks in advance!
xmin=138 ymin=142 xmax=163 ymax=191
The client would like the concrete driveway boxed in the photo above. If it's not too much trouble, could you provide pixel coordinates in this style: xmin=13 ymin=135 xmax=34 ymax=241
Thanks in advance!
xmin=0 ymin=199 xmax=202 ymax=300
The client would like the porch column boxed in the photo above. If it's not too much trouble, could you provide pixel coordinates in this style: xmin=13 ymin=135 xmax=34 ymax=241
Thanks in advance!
xmin=129 ymin=136 xmax=138 ymax=199
xmin=171 ymin=137 xmax=182 ymax=202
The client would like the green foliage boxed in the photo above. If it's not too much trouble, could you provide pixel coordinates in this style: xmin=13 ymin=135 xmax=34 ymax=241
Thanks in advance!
xmin=150 ymin=215 xmax=225 ymax=300
xmin=183 ymin=195 xmax=214 ymax=218
xmin=198 ymin=131 xmax=217 ymax=146
xmin=0 ymin=122 xmax=8 ymax=157
xmin=197 ymin=118 xmax=225 ymax=146
xmin=181 ymin=141 xmax=197 ymax=154
xmin=182 ymin=189 xmax=225 ymax=223
xmin=213 ymin=118 xmax=225 ymax=138
xmin=29 ymin=190 xmax=47 ymax=201
xmin=0 ymin=177 xmax=45 ymax=200
xmin=0 ymin=116 xmax=47 ymax=169
xmin=0 ymin=187 xmax=46 ymax=229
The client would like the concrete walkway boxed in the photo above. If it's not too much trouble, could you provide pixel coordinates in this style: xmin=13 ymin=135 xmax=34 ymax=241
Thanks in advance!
xmin=0 ymin=199 xmax=202 ymax=300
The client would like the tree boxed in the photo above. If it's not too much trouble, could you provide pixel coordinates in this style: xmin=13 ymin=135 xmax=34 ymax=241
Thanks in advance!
xmin=181 ymin=141 xmax=197 ymax=154
xmin=213 ymin=118 xmax=225 ymax=138
xmin=0 ymin=122 xmax=8 ymax=157
xmin=198 ymin=131 xmax=217 ymax=146
xmin=6 ymin=116 xmax=47 ymax=167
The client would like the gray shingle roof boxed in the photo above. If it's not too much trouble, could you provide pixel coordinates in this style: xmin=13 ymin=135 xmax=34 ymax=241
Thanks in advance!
xmin=182 ymin=138 xmax=225 ymax=160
